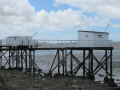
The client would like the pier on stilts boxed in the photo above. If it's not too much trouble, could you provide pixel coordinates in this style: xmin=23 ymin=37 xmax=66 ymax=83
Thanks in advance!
xmin=0 ymin=31 xmax=118 ymax=87
xmin=0 ymin=45 xmax=114 ymax=83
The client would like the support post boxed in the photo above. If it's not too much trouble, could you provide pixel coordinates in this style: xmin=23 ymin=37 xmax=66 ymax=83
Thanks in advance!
xmin=21 ymin=50 xmax=23 ymax=70
xmin=11 ymin=51 xmax=14 ymax=68
xmin=88 ymin=49 xmax=94 ymax=79
xmin=8 ymin=49 xmax=11 ymax=69
xmin=90 ymin=49 xmax=94 ymax=79
xmin=25 ymin=50 xmax=27 ymax=71
xmin=62 ymin=50 xmax=65 ymax=76
xmin=0 ymin=48 xmax=2 ymax=68
xmin=83 ymin=50 xmax=85 ymax=77
xmin=16 ymin=50 xmax=19 ymax=68
xmin=70 ymin=49 xmax=73 ymax=76
xmin=104 ymin=50 xmax=109 ymax=82
xmin=33 ymin=50 xmax=35 ymax=77
xmin=88 ymin=50 xmax=90 ymax=78
xmin=110 ymin=50 xmax=112 ymax=79
xmin=29 ymin=50 xmax=31 ymax=75
xmin=65 ymin=50 xmax=67 ymax=75
xmin=58 ymin=50 xmax=60 ymax=75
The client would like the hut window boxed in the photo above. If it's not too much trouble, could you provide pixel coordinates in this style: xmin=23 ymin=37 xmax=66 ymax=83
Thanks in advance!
xmin=98 ymin=35 xmax=102 ymax=38
xmin=85 ymin=35 xmax=88 ymax=37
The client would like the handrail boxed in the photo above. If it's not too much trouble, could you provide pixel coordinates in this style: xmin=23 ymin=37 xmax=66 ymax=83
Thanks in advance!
xmin=0 ymin=39 xmax=112 ymax=47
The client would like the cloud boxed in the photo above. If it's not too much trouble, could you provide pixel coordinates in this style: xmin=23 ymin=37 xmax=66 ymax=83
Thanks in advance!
xmin=0 ymin=0 xmax=35 ymax=24
xmin=34 ymin=8 xmax=111 ymax=31
xmin=113 ymin=24 xmax=120 ymax=29
xmin=0 ymin=0 xmax=111 ymax=39
xmin=54 ymin=0 xmax=120 ymax=19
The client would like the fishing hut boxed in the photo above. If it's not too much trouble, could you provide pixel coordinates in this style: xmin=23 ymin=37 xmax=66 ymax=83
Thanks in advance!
xmin=6 ymin=36 xmax=37 ymax=47
xmin=78 ymin=31 xmax=110 ymax=47
xmin=0 ymin=31 xmax=114 ymax=84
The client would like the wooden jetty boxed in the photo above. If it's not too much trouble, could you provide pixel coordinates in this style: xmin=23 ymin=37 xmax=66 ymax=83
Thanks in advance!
xmin=0 ymin=44 xmax=113 ymax=81
xmin=0 ymin=31 xmax=118 ymax=87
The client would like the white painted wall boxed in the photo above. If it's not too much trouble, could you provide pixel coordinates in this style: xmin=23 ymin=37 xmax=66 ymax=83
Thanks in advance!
xmin=6 ymin=36 xmax=36 ymax=46
xmin=93 ymin=33 xmax=108 ymax=41
xmin=78 ymin=31 xmax=94 ymax=40
xmin=78 ymin=31 xmax=110 ymax=47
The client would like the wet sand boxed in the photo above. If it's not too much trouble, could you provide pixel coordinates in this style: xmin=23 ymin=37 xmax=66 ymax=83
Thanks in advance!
xmin=0 ymin=70 xmax=114 ymax=90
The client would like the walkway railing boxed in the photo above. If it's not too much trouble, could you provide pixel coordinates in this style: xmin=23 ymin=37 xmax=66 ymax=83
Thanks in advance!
xmin=36 ymin=40 xmax=112 ymax=48
xmin=0 ymin=39 xmax=112 ymax=48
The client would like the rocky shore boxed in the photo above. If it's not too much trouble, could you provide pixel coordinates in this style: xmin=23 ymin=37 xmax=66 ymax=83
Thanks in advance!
xmin=0 ymin=70 xmax=117 ymax=90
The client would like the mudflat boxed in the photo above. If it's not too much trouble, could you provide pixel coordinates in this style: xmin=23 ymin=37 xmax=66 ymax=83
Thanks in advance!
xmin=0 ymin=70 xmax=112 ymax=90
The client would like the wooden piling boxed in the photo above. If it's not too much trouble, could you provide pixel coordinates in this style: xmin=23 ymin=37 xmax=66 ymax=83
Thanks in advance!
xmin=21 ymin=50 xmax=23 ymax=70
xmin=83 ymin=50 xmax=85 ymax=77
xmin=70 ymin=49 xmax=73 ymax=76
xmin=29 ymin=50 xmax=31 ymax=75
xmin=58 ymin=50 xmax=60 ymax=75
xmin=65 ymin=50 xmax=67 ymax=75
xmin=8 ymin=49 xmax=11 ymax=68
xmin=33 ymin=50 xmax=35 ymax=77
xmin=62 ymin=50 xmax=65 ymax=76
xmin=110 ymin=50 xmax=112 ymax=79
xmin=25 ymin=50 xmax=28 ymax=71
xmin=105 ymin=50 xmax=108 ymax=78
xmin=0 ymin=46 xmax=113 ymax=80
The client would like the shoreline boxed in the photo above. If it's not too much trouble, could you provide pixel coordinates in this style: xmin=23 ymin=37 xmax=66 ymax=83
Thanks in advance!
xmin=0 ymin=69 xmax=117 ymax=90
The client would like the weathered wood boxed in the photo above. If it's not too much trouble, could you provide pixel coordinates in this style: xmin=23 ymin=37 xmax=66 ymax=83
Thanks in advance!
xmin=58 ymin=50 xmax=60 ymax=75
xmin=70 ymin=50 xmax=73 ymax=76
xmin=93 ymin=54 xmax=111 ymax=76
xmin=25 ymin=50 xmax=27 ymax=71
xmin=62 ymin=50 xmax=65 ymax=76
xmin=83 ymin=50 xmax=85 ymax=77
xmin=105 ymin=50 xmax=108 ymax=78
xmin=49 ymin=50 xmax=58 ymax=73
xmin=110 ymin=50 xmax=112 ymax=79
xmin=0 ymin=45 xmax=113 ymax=80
